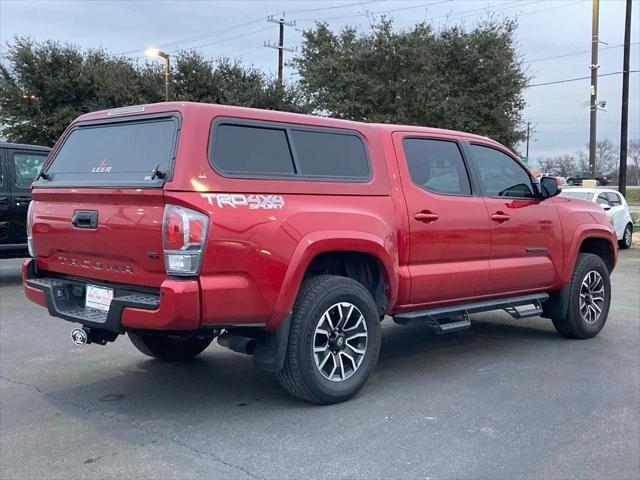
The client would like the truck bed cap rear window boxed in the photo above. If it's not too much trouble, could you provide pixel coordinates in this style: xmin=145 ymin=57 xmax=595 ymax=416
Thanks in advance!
xmin=36 ymin=116 xmax=178 ymax=187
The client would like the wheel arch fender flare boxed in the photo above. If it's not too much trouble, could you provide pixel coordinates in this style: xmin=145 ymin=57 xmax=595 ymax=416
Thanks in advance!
xmin=563 ymin=225 xmax=617 ymax=283
xmin=267 ymin=230 xmax=399 ymax=331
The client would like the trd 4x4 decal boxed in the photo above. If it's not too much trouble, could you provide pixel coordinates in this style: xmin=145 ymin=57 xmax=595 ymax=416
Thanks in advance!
xmin=201 ymin=193 xmax=285 ymax=209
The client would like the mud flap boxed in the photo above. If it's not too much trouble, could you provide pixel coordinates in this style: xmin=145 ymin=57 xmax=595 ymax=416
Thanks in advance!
xmin=252 ymin=314 xmax=292 ymax=373
xmin=541 ymin=284 xmax=570 ymax=320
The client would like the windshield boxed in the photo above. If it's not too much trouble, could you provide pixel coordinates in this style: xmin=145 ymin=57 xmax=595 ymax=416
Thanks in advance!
xmin=561 ymin=191 xmax=593 ymax=200
xmin=38 ymin=116 xmax=178 ymax=187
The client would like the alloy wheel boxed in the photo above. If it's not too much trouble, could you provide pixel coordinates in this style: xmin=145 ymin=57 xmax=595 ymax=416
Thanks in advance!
xmin=579 ymin=270 xmax=606 ymax=324
xmin=313 ymin=302 xmax=368 ymax=382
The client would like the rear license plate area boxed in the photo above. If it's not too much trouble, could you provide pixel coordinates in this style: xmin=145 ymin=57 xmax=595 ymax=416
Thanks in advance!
xmin=85 ymin=284 xmax=114 ymax=312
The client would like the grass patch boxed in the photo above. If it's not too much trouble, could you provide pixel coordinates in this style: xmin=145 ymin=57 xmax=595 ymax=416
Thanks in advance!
xmin=625 ymin=188 xmax=640 ymax=206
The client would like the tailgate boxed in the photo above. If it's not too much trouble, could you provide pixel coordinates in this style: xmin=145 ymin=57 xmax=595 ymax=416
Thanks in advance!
xmin=31 ymin=188 xmax=166 ymax=287
xmin=29 ymin=113 xmax=180 ymax=287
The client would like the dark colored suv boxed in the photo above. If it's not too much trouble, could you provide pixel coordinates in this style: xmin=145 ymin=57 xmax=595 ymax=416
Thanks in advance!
xmin=566 ymin=171 xmax=611 ymax=186
xmin=0 ymin=143 xmax=50 ymax=258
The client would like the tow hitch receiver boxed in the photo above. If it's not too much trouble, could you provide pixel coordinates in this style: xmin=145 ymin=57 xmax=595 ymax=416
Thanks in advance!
xmin=71 ymin=327 xmax=118 ymax=346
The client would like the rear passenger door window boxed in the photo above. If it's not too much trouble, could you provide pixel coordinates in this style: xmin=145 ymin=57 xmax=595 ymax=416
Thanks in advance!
xmin=13 ymin=153 xmax=46 ymax=188
xmin=469 ymin=144 xmax=535 ymax=198
xmin=402 ymin=138 xmax=471 ymax=195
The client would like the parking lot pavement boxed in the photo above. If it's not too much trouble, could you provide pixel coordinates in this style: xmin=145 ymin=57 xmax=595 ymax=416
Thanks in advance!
xmin=1 ymin=252 xmax=639 ymax=480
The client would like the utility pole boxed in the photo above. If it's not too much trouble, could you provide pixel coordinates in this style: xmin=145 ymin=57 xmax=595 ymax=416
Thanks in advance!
xmin=526 ymin=122 xmax=531 ymax=158
xmin=588 ymin=0 xmax=600 ymax=178
xmin=265 ymin=13 xmax=296 ymax=86
xmin=618 ymin=0 xmax=632 ymax=197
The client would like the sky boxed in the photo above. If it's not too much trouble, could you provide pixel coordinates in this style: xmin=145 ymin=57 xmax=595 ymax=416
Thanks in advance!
xmin=1 ymin=0 xmax=638 ymax=161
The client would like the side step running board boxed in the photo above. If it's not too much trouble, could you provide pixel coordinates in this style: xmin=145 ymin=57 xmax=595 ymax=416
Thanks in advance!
xmin=393 ymin=293 xmax=549 ymax=334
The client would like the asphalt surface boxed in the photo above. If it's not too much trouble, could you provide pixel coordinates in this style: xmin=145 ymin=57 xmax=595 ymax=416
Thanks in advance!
xmin=1 ymin=251 xmax=639 ymax=480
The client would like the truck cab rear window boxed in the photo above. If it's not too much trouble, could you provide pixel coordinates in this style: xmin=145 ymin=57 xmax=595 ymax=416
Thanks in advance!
xmin=210 ymin=121 xmax=370 ymax=180
xmin=40 ymin=117 xmax=178 ymax=187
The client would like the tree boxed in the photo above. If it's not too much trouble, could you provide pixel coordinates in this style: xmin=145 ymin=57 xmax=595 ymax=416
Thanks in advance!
xmin=594 ymin=139 xmax=618 ymax=174
xmin=0 ymin=39 xmax=310 ymax=146
xmin=0 ymin=38 xmax=151 ymax=145
xmin=628 ymin=139 xmax=640 ymax=186
xmin=293 ymin=18 xmax=528 ymax=147
xmin=537 ymin=154 xmax=576 ymax=176
xmin=173 ymin=51 xmax=309 ymax=112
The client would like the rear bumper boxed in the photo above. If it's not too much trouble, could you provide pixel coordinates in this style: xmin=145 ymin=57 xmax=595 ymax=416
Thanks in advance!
xmin=23 ymin=259 xmax=200 ymax=332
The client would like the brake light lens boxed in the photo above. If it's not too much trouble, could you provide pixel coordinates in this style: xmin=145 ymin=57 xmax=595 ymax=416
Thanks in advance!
xmin=162 ymin=205 xmax=209 ymax=276
xmin=27 ymin=201 xmax=36 ymax=257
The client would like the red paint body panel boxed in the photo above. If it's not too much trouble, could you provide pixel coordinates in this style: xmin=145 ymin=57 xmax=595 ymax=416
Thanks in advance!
xmin=25 ymin=102 xmax=618 ymax=333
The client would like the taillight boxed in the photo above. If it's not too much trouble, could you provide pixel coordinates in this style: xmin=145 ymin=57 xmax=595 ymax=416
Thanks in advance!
xmin=162 ymin=205 xmax=209 ymax=276
xmin=27 ymin=201 xmax=36 ymax=257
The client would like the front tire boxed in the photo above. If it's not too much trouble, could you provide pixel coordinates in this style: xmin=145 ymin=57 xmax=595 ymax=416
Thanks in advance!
xmin=277 ymin=275 xmax=382 ymax=404
xmin=128 ymin=332 xmax=213 ymax=361
xmin=619 ymin=224 xmax=633 ymax=249
xmin=551 ymin=253 xmax=611 ymax=339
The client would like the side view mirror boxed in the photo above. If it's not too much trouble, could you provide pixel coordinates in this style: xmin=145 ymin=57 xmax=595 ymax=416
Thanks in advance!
xmin=539 ymin=176 xmax=561 ymax=199
xmin=599 ymin=203 xmax=612 ymax=211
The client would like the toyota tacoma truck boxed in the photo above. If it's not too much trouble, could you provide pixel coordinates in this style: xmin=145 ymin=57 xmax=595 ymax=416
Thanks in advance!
xmin=23 ymin=102 xmax=617 ymax=404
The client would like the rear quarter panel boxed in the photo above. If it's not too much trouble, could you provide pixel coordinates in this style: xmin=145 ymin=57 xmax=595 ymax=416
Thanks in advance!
xmin=167 ymin=191 xmax=398 ymax=329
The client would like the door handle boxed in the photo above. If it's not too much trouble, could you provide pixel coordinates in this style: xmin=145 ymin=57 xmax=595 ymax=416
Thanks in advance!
xmin=491 ymin=211 xmax=511 ymax=223
xmin=414 ymin=211 xmax=439 ymax=223
xmin=0 ymin=196 xmax=8 ymax=205
xmin=15 ymin=197 xmax=31 ymax=207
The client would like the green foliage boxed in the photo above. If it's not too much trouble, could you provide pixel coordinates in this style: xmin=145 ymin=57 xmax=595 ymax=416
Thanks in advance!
xmin=293 ymin=19 xmax=528 ymax=147
xmin=0 ymin=39 xmax=309 ymax=146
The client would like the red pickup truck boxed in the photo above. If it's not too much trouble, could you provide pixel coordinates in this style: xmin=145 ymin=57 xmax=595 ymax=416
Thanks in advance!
xmin=23 ymin=102 xmax=617 ymax=404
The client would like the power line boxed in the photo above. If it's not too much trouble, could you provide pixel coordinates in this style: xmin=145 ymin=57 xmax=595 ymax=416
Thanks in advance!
xmin=525 ymin=42 xmax=639 ymax=64
xmin=295 ymin=0 xmax=453 ymax=23
xmin=515 ymin=0 xmax=585 ymax=18
xmin=113 ymin=17 xmax=267 ymax=55
xmin=393 ymin=0 xmax=530 ymax=29
xmin=528 ymin=70 xmax=639 ymax=87
xmin=188 ymin=26 xmax=273 ymax=50
xmin=162 ymin=18 xmax=265 ymax=49
xmin=287 ymin=0 xmax=384 ymax=15
xmin=114 ymin=2 xmax=391 ymax=56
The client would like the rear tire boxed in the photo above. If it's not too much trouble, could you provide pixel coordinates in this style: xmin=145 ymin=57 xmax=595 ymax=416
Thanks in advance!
xmin=619 ymin=224 xmax=633 ymax=249
xmin=551 ymin=253 xmax=611 ymax=339
xmin=128 ymin=332 xmax=213 ymax=361
xmin=277 ymin=275 xmax=382 ymax=404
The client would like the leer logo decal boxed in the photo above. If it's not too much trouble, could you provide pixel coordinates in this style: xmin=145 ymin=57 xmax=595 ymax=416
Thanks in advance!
xmin=91 ymin=159 xmax=112 ymax=173
xmin=201 ymin=193 xmax=284 ymax=209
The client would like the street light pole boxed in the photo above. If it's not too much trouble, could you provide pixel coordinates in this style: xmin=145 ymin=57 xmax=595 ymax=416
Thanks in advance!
xmin=162 ymin=53 xmax=170 ymax=102
xmin=145 ymin=48 xmax=171 ymax=102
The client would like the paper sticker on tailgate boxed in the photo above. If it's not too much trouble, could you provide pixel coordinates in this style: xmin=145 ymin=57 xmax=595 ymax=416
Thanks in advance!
xmin=86 ymin=285 xmax=114 ymax=312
